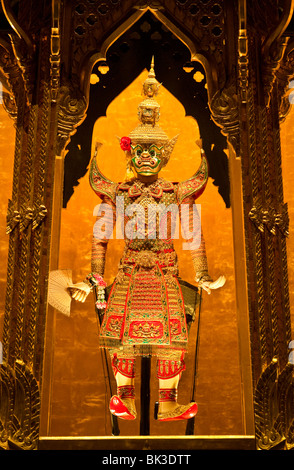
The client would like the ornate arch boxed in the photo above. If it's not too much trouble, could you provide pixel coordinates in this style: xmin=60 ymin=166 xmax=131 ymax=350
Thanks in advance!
xmin=77 ymin=6 xmax=223 ymax=105
xmin=56 ymin=2 xmax=233 ymax=155
xmin=61 ymin=8 xmax=230 ymax=208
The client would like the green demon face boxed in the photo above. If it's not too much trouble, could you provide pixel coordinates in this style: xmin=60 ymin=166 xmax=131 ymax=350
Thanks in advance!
xmin=131 ymin=143 xmax=164 ymax=176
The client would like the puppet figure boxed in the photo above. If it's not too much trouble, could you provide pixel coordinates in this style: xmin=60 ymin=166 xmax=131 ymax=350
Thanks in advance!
xmin=70 ymin=59 xmax=225 ymax=422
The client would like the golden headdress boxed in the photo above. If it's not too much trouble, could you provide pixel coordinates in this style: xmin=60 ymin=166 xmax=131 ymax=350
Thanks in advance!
xmin=125 ymin=57 xmax=178 ymax=165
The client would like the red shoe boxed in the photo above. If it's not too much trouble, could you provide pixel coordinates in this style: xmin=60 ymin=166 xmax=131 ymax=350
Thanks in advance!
xmin=157 ymin=402 xmax=198 ymax=421
xmin=109 ymin=395 xmax=137 ymax=420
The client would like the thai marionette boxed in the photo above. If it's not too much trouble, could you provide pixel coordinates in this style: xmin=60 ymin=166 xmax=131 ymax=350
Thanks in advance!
xmin=70 ymin=58 xmax=225 ymax=422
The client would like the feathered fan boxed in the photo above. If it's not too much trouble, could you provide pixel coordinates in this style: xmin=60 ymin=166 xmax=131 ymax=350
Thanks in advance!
xmin=48 ymin=269 xmax=74 ymax=316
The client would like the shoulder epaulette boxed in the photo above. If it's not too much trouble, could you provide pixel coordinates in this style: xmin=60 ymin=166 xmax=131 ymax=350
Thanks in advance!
xmin=89 ymin=154 xmax=117 ymax=203
xmin=176 ymin=153 xmax=209 ymax=204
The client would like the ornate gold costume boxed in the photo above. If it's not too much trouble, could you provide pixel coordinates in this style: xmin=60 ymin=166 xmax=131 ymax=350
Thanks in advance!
xmin=89 ymin=62 xmax=210 ymax=359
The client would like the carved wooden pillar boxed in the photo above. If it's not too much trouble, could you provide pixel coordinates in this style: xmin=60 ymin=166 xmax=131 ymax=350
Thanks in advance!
xmin=0 ymin=0 xmax=60 ymax=449
xmin=235 ymin=0 xmax=294 ymax=450
xmin=201 ymin=0 xmax=294 ymax=449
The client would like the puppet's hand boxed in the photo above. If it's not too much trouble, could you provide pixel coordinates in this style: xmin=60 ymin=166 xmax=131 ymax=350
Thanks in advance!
xmin=68 ymin=282 xmax=91 ymax=303
xmin=197 ymin=275 xmax=226 ymax=295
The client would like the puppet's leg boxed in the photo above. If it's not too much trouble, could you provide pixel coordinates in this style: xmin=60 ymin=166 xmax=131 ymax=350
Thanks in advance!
xmin=156 ymin=357 xmax=198 ymax=421
xmin=109 ymin=354 xmax=137 ymax=420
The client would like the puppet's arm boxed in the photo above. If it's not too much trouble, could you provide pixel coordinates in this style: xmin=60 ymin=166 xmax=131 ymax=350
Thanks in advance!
xmin=180 ymin=196 xmax=225 ymax=294
xmin=70 ymin=196 xmax=116 ymax=302
xmin=177 ymin=142 xmax=225 ymax=293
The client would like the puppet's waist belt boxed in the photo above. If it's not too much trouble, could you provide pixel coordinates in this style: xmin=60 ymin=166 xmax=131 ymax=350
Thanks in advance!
xmin=121 ymin=247 xmax=178 ymax=269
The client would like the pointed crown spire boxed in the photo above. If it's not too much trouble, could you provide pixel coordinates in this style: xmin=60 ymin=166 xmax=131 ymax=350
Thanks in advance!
xmin=129 ymin=57 xmax=169 ymax=146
